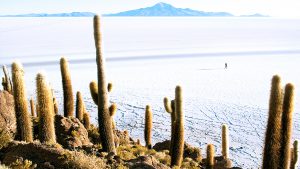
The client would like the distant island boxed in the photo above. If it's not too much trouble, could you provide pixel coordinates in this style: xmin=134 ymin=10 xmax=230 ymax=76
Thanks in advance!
xmin=0 ymin=2 xmax=268 ymax=17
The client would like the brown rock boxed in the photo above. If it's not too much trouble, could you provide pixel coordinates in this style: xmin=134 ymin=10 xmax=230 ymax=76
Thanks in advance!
xmin=1 ymin=141 xmax=106 ymax=169
xmin=0 ymin=91 xmax=16 ymax=148
xmin=127 ymin=155 xmax=170 ymax=169
xmin=153 ymin=140 xmax=202 ymax=162
xmin=55 ymin=115 xmax=91 ymax=149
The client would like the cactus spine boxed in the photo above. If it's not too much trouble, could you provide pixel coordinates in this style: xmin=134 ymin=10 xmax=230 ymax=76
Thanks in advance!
xmin=262 ymin=75 xmax=283 ymax=169
xmin=206 ymin=144 xmax=215 ymax=169
xmin=94 ymin=15 xmax=115 ymax=154
xmin=280 ymin=83 xmax=295 ymax=169
xmin=171 ymin=86 xmax=184 ymax=167
xmin=144 ymin=105 xmax=153 ymax=149
xmin=60 ymin=57 xmax=74 ymax=117
xmin=76 ymin=91 xmax=85 ymax=121
xmin=222 ymin=124 xmax=229 ymax=159
xmin=30 ymin=97 xmax=35 ymax=117
xmin=36 ymin=73 xmax=56 ymax=143
xmin=291 ymin=140 xmax=299 ymax=169
xmin=11 ymin=62 xmax=33 ymax=142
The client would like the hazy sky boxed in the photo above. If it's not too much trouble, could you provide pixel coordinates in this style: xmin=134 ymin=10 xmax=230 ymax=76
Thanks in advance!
xmin=0 ymin=0 xmax=300 ymax=18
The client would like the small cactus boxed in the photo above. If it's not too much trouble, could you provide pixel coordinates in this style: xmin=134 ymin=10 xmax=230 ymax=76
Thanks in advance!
xmin=262 ymin=75 xmax=283 ymax=169
xmin=60 ymin=57 xmax=74 ymax=117
xmin=222 ymin=124 xmax=229 ymax=159
xmin=109 ymin=103 xmax=117 ymax=129
xmin=29 ymin=97 xmax=35 ymax=117
xmin=107 ymin=82 xmax=113 ymax=93
xmin=280 ymin=83 xmax=295 ymax=168
xmin=171 ymin=86 xmax=184 ymax=167
xmin=144 ymin=105 xmax=153 ymax=149
xmin=89 ymin=81 xmax=98 ymax=105
xmin=36 ymin=73 xmax=56 ymax=143
xmin=291 ymin=140 xmax=299 ymax=169
xmin=3 ymin=65 xmax=13 ymax=93
xmin=94 ymin=15 xmax=115 ymax=154
xmin=206 ymin=144 xmax=215 ymax=169
xmin=163 ymin=97 xmax=176 ymax=156
xmin=11 ymin=61 xmax=33 ymax=142
xmin=83 ymin=112 xmax=91 ymax=130
xmin=76 ymin=91 xmax=85 ymax=122
xmin=53 ymin=97 xmax=59 ymax=115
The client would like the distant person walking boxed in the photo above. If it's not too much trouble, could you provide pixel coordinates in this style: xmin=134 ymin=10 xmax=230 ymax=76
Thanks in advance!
xmin=225 ymin=63 xmax=228 ymax=69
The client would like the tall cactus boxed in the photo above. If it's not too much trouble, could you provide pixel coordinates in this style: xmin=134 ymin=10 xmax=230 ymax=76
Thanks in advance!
xmin=30 ymin=97 xmax=35 ymax=117
xmin=163 ymin=97 xmax=176 ymax=155
xmin=262 ymin=75 xmax=283 ymax=169
xmin=94 ymin=15 xmax=115 ymax=154
xmin=60 ymin=57 xmax=74 ymax=117
xmin=76 ymin=91 xmax=85 ymax=122
xmin=36 ymin=73 xmax=56 ymax=143
xmin=222 ymin=124 xmax=229 ymax=159
xmin=291 ymin=140 xmax=299 ymax=169
xmin=144 ymin=105 xmax=153 ymax=149
xmin=279 ymin=83 xmax=295 ymax=169
xmin=206 ymin=144 xmax=215 ymax=169
xmin=53 ymin=97 xmax=59 ymax=115
xmin=11 ymin=61 xmax=33 ymax=142
xmin=171 ymin=86 xmax=184 ymax=167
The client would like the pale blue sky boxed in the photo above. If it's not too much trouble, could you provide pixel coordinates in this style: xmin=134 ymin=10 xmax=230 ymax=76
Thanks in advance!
xmin=0 ymin=0 xmax=300 ymax=18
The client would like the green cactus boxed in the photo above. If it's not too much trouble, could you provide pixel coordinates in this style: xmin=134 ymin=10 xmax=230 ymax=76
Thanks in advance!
xmin=94 ymin=15 xmax=115 ymax=154
xmin=206 ymin=144 xmax=215 ymax=169
xmin=279 ymin=83 xmax=295 ymax=169
xmin=222 ymin=124 xmax=229 ymax=159
xmin=83 ymin=112 xmax=91 ymax=130
xmin=3 ymin=65 xmax=13 ymax=93
xmin=60 ymin=57 xmax=74 ymax=117
xmin=291 ymin=140 xmax=298 ymax=169
xmin=29 ymin=97 xmax=35 ymax=117
xmin=144 ymin=105 xmax=153 ymax=149
xmin=171 ymin=86 xmax=184 ymax=167
xmin=11 ymin=61 xmax=33 ymax=142
xmin=262 ymin=75 xmax=283 ymax=169
xmin=36 ymin=73 xmax=56 ymax=143
xmin=76 ymin=91 xmax=85 ymax=122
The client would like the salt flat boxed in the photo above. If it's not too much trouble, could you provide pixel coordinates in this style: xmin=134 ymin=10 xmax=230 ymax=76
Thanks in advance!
xmin=0 ymin=17 xmax=300 ymax=168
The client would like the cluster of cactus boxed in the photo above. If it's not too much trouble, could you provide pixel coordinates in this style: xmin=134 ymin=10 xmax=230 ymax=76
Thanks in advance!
xmin=262 ymin=75 xmax=296 ymax=169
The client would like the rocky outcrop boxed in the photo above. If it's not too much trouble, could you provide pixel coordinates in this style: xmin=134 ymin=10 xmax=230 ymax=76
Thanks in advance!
xmin=127 ymin=155 xmax=170 ymax=169
xmin=153 ymin=140 xmax=202 ymax=162
xmin=55 ymin=115 xmax=91 ymax=149
xmin=0 ymin=141 xmax=106 ymax=169
xmin=0 ymin=91 xmax=16 ymax=148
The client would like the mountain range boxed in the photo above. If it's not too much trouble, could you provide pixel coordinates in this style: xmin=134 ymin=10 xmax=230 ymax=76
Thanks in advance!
xmin=0 ymin=2 xmax=268 ymax=17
